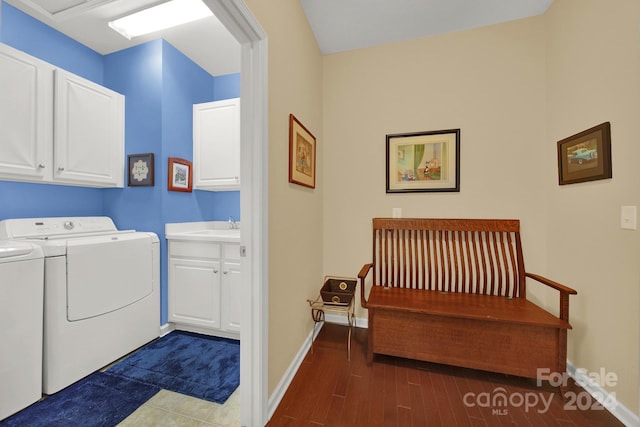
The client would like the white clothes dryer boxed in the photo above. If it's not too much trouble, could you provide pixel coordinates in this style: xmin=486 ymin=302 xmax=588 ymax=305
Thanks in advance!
xmin=0 ymin=241 xmax=43 ymax=420
xmin=0 ymin=217 xmax=160 ymax=395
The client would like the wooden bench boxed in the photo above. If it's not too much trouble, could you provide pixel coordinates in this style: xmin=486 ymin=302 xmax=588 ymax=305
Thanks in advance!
xmin=358 ymin=218 xmax=577 ymax=381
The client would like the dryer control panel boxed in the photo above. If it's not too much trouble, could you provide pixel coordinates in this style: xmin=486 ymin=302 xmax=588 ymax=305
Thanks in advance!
xmin=0 ymin=217 xmax=120 ymax=240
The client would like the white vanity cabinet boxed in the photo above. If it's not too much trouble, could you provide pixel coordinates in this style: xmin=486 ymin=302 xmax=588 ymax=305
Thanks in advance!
xmin=193 ymin=98 xmax=240 ymax=191
xmin=220 ymin=244 xmax=241 ymax=333
xmin=168 ymin=239 xmax=241 ymax=339
xmin=0 ymin=43 xmax=124 ymax=188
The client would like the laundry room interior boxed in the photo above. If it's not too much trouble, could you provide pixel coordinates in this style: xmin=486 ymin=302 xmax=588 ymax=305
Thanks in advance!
xmin=0 ymin=0 xmax=244 ymax=423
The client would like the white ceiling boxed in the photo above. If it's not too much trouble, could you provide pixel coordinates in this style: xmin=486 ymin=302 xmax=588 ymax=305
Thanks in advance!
xmin=300 ymin=0 xmax=554 ymax=54
xmin=3 ymin=0 xmax=554 ymax=76
xmin=4 ymin=0 xmax=241 ymax=76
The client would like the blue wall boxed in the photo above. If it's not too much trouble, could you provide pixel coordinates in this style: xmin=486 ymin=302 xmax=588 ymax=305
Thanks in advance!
xmin=0 ymin=2 xmax=240 ymax=324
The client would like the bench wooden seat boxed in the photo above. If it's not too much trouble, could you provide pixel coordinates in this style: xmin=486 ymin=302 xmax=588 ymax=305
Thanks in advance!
xmin=367 ymin=287 xmax=571 ymax=329
xmin=359 ymin=218 xmax=577 ymax=380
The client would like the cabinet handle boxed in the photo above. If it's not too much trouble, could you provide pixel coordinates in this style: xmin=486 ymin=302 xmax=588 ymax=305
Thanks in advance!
xmin=58 ymin=166 xmax=65 ymax=171
xmin=213 ymin=270 xmax=219 ymax=274
xmin=38 ymin=163 xmax=45 ymax=169
xmin=223 ymin=271 xmax=229 ymax=275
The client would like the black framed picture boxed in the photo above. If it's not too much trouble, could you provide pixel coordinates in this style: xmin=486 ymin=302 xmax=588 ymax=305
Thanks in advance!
xmin=386 ymin=129 xmax=460 ymax=193
xmin=128 ymin=153 xmax=154 ymax=187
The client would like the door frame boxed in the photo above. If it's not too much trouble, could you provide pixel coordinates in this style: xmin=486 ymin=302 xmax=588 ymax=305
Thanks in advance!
xmin=203 ymin=1 xmax=268 ymax=425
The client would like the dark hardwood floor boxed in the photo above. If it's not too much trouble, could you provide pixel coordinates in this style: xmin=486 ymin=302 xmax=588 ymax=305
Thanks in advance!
xmin=267 ymin=323 xmax=624 ymax=427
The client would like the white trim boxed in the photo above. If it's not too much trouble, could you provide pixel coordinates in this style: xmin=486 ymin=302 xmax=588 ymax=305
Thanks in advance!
xmin=159 ymin=323 xmax=175 ymax=337
xmin=169 ymin=323 xmax=240 ymax=340
xmin=324 ymin=313 xmax=368 ymax=328
xmin=16 ymin=0 xmax=117 ymax=21
xmin=567 ymin=361 xmax=639 ymax=427
xmin=267 ymin=326 xmax=315 ymax=421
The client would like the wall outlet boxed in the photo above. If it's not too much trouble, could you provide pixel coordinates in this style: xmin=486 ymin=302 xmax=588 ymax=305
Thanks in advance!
xmin=392 ymin=208 xmax=402 ymax=218
xmin=621 ymin=205 xmax=637 ymax=230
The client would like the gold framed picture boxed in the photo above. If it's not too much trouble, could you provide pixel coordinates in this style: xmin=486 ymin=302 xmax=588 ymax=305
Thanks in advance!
xmin=288 ymin=114 xmax=316 ymax=189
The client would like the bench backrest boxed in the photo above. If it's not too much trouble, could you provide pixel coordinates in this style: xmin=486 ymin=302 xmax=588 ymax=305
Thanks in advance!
xmin=371 ymin=218 xmax=526 ymax=298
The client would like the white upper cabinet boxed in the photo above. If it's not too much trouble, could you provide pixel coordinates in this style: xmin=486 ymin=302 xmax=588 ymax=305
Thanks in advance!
xmin=0 ymin=43 xmax=125 ymax=188
xmin=0 ymin=43 xmax=53 ymax=182
xmin=193 ymin=98 xmax=240 ymax=191
xmin=54 ymin=69 xmax=124 ymax=187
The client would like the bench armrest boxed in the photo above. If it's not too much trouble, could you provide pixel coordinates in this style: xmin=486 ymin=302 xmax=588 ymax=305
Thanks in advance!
xmin=525 ymin=273 xmax=577 ymax=295
xmin=359 ymin=263 xmax=373 ymax=308
xmin=525 ymin=272 xmax=577 ymax=322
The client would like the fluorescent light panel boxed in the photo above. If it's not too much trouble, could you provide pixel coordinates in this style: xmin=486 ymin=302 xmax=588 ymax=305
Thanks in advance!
xmin=108 ymin=0 xmax=213 ymax=39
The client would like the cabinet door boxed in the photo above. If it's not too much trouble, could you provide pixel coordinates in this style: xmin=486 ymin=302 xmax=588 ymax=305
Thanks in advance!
xmin=193 ymin=98 xmax=240 ymax=191
xmin=54 ymin=69 xmax=124 ymax=187
xmin=221 ymin=259 xmax=241 ymax=333
xmin=0 ymin=43 xmax=53 ymax=181
xmin=169 ymin=258 xmax=221 ymax=329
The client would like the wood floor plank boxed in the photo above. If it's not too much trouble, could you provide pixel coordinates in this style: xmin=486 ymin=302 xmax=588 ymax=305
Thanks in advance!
xmin=367 ymin=360 xmax=386 ymax=426
xmin=332 ymin=360 xmax=351 ymax=398
xmin=418 ymin=367 xmax=444 ymax=426
xmin=308 ymin=350 xmax=344 ymax=424
xmin=429 ymin=367 xmax=463 ymax=426
xmin=324 ymin=395 xmax=345 ymax=426
xmin=382 ymin=361 xmax=398 ymax=426
xmin=408 ymin=382 xmax=428 ymax=426
xmin=394 ymin=358 xmax=412 ymax=409
xmin=458 ymin=374 xmax=491 ymax=425
xmin=338 ymin=373 xmax=368 ymax=427
xmin=397 ymin=406 xmax=412 ymax=426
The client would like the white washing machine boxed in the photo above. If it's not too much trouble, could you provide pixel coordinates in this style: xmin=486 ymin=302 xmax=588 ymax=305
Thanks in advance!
xmin=0 ymin=241 xmax=44 ymax=420
xmin=0 ymin=217 xmax=160 ymax=395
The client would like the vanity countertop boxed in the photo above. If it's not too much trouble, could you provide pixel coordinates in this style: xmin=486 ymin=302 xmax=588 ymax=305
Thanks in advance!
xmin=165 ymin=221 xmax=240 ymax=242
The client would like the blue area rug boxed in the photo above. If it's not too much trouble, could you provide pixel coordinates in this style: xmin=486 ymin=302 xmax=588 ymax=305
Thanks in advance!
xmin=106 ymin=331 xmax=240 ymax=404
xmin=0 ymin=371 xmax=160 ymax=427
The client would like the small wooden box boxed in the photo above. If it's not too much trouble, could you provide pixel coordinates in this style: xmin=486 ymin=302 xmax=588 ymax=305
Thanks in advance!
xmin=321 ymin=277 xmax=356 ymax=305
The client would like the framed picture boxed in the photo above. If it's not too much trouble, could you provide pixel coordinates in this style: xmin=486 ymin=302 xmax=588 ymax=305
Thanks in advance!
xmin=557 ymin=122 xmax=611 ymax=185
xmin=289 ymin=114 xmax=316 ymax=189
xmin=386 ymin=129 xmax=460 ymax=193
xmin=127 ymin=153 xmax=154 ymax=187
xmin=168 ymin=157 xmax=192 ymax=192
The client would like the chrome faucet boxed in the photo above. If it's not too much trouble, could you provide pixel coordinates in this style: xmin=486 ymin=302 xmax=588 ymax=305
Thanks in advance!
xmin=228 ymin=216 xmax=239 ymax=229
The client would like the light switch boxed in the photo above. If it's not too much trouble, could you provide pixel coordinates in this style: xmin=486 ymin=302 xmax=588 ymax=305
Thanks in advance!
xmin=621 ymin=205 xmax=637 ymax=230
xmin=392 ymin=208 xmax=402 ymax=218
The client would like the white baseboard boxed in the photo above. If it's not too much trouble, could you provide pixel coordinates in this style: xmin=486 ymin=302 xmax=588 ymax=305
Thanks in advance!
xmin=567 ymin=361 xmax=639 ymax=427
xmin=324 ymin=313 xmax=368 ymax=328
xmin=267 ymin=325 xmax=316 ymax=421
xmin=159 ymin=323 xmax=175 ymax=337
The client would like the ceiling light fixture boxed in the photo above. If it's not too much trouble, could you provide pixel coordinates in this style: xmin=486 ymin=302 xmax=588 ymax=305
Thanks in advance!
xmin=108 ymin=0 xmax=213 ymax=40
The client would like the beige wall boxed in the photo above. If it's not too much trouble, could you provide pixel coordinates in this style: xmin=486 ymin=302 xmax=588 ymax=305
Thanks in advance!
xmin=246 ymin=0 xmax=639 ymax=416
xmin=243 ymin=0 xmax=324 ymax=398
xmin=322 ymin=19 xmax=549 ymax=316
xmin=323 ymin=0 xmax=639 ymax=416
xmin=545 ymin=0 xmax=640 ymax=414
